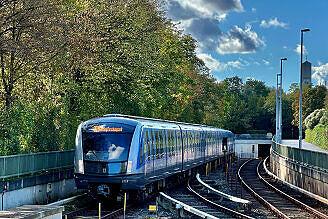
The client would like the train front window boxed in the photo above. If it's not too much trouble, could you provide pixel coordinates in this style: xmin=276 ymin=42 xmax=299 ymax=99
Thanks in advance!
xmin=82 ymin=123 xmax=135 ymax=162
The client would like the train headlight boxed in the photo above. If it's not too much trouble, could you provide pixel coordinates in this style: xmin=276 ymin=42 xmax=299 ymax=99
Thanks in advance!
xmin=126 ymin=161 xmax=132 ymax=173
xmin=78 ymin=160 xmax=84 ymax=174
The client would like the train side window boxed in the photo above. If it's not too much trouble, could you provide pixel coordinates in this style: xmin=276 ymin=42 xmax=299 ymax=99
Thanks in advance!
xmin=159 ymin=131 xmax=164 ymax=158
xmin=174 ymin=131 xmax=178 ymax=155
xmin=172 ymin=131 xmax=176 ymax=155
xmin=169 ymin=131 xmax=172 ymax=157
xmin=140 ymin=130 xmax=146 ymax=165
xmin=151 ymin=130 xmax=155 ymax=160
xmin=146 ymin=130 xmax=151 ymax=161
xmin=183 ymin=131 xmax=187 ymax=152
xmin=164 ymin=130 xmax=167 ymax=158
xmin=154 ymin=131 xmax=159 ymax=159
xmin=177 ymin=131 xmax=181 ymax=154
xmin=197 ymin=132 xmax=199 ymax=150
xmin=190 ymin=132 xmax=194 ymax=152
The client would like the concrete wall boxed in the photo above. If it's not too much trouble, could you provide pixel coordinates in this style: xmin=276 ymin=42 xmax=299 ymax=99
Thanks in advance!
xmin=0 ymin=178 xmax=78 ymax=210
xmin=270 ymin=150 xmax=328 ymax=201
xmin=235 ymin=139 xmax=270 ymax=158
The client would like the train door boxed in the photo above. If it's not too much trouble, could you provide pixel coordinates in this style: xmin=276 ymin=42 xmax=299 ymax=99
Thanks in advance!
xmin=164 ymin=130 xmax=168 ymax=168
xmin=174 ymin=130 xmax=178 ymax=168
xmin=144 ymin=129 xmax=152 ymax=176
xmin=182 ymin=130 xmax=187 ymax=167
xmin=175 ymin=130 xmax=180 ymax=168
xmin=150 ymin=129 xmax=155 ymax=173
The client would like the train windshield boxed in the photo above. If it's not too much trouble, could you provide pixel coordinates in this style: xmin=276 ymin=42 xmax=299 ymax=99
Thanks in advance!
xmin=82 ymin=123 xmax=135 ymax=162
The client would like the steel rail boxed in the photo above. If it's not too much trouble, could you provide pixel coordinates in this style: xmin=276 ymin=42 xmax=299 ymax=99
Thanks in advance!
xmin=187 ymin=179 xmax=255 ymax=219
xmin=267 ymin=152 xmax=328 ymax=205
xmin=196 ymin=173 xmax=250 ymax=205
xmin=47 ymin=193 xmax=87 ymax=206
xmin=160 ymin=191 xmax=219 ymax=219
xmin=238 ymin=159 xmax=290 ymax=219
xmin=262 ymin=157 xmax=328 ymax=219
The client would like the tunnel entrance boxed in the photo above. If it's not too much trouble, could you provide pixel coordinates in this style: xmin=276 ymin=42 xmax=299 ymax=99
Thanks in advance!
xmin=258 ymin=144 xmax=271 ymax=159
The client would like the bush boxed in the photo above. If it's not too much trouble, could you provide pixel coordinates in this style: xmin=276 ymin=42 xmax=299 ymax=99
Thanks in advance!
xmin=305 ymin=124 xmax=328 ymax=150
xmin=319 ymin=112 xmax=328 ymax=125
xmin=304 ymin=109 xmax=326 ymax=130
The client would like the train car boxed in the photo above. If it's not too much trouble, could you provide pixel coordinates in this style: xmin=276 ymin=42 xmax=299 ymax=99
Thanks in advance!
xmin=74 ymin=114 xmax=234 ymax=200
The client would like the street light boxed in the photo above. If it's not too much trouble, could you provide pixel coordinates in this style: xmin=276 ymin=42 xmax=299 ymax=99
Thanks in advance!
xmin=299 ymin=28 xmax=310 ymax=149
xmin=279 ymin=58 xmax=287 ymax=142
xmin=276 ymin=73 xmax=281 ymax=142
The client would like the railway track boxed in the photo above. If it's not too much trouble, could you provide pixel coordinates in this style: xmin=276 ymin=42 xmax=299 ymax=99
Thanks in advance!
xmin=261 ymin=158 xmax=328 ymax=218
xmin=187 ymin=178 xmax=255 ymax=218
xmin=160 ymin=169 xmax=259 ymax=219
xmin=238 ymin=159 xmax=327 ymax=219
xmin=48 ymin=194 xmax=125 ymax=219
xmin=162 ymin=184 xmax=238 ymax=218
xmin=225 ymin=158 xmax=277 ymax=218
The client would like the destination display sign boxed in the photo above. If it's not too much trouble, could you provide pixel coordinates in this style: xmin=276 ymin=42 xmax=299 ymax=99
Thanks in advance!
xmin=92 ymin=126 xmax=123 ymax=132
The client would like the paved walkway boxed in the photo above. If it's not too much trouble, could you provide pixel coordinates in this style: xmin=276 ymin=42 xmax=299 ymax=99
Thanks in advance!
xmin=281 ymin=140 xmax=328 ymax=154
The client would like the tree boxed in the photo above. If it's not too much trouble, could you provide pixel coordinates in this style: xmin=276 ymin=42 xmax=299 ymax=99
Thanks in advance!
xmin=292 ymin=85 xmax=327 ymax=127
xmin=0 ymin=0 xmax=66 ymax=109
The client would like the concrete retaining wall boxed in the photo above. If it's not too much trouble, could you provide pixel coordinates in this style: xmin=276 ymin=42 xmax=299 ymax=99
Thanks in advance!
xmin=0 ymin=169 xmax=80 ymax=210
xmin=270 ymin=150 xmax=328 ymax=201
xmin=1 ymin=178 xmax=78 ymax=210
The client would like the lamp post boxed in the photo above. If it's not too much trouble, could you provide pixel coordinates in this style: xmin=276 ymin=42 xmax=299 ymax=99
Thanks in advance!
xmin=299 ymin=28 xmax=310 ymax=149
xmin=276 ymin=74 xmax=280 ymax=142
xmin=279 ymin=58 xmax=287 ymax=142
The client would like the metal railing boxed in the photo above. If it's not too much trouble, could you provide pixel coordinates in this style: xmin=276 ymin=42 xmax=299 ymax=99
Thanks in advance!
xmin=0 ymin=150 xmax=74 ymax=180
xmin=271 ymin=140 xmax=328 ymax=171
xmin=235 ymin=134 xmax=272 ymax=140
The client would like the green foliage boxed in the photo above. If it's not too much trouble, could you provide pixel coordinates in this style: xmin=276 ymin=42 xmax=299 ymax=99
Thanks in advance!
xmin=305 ymin=124 xmax=328 ymax=149
xmin=319 ymin=112 xmax=328 ymax=125
xmin=304 ymin=109 xmax=326 ymax=130
xmin=291 ymin=85 xmax=327 ymax=127
xmin=0 ymin=0 xmax=293 ymax=155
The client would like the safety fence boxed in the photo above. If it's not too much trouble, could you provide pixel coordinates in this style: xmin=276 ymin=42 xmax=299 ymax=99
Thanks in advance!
xmin=0 ymin=150 xmax=74 ymax=180
xmin=271 ymin=141 xmax=328 ymax=171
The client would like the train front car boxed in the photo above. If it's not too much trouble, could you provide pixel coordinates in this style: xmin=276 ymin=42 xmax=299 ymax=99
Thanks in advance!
xmin=74 ymin=117 xmax=143 ymax=199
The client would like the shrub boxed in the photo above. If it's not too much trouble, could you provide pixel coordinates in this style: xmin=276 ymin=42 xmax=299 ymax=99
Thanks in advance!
xmin=304 ymin=109 xmax=326 ymax=130
xmin=305 ymin=124 xmax=328 ymax=149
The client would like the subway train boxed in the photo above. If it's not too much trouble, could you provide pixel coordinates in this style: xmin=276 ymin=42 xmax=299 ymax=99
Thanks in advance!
xmin=74 ymin=114 xmax=234 ymax=200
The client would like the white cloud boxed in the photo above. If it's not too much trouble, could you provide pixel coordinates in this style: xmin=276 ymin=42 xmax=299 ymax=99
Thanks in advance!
xmin=217 ymin=24 xmax=265 ymax=54
xmin=295 ymin=44 xmax=307 ymax=55
xmin=251 ymin=8 xmax=256 ymax=13
xmin=217 ymin=13 xmax=227 ymax=22
xmin=313 ymin=63 xmax=328 ymax=85
xmin=197 ymin=53 xmax=245 ymax=72
xmin=169 ymin=0 xmax=243 ymax=19
xmin=262 ymin=59 xmax=270 ymax=65
xmin=260 ymin=17 xmax=287 ymax=28
xmin=165 ymin=0 xmax=252 ymax=52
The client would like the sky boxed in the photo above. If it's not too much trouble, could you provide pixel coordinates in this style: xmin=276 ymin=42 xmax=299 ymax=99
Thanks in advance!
xmin=163 ymin=0 xmax=328 ymax=91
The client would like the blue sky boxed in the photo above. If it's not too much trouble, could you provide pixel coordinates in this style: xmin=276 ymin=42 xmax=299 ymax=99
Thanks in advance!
xmin=163 ymin=0 xmax=328 ymax=91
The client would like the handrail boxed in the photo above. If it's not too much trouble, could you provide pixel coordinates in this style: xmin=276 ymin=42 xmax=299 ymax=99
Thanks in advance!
xmin=159 ymin=192 xmax=218 ymax=219
xmin=271 ymin=140 xmax=328 ymax=171
xmin=196 ymin=173 xmax=250 ymax=204
xmin=0 ymin=150 xmax=74 ymax=180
